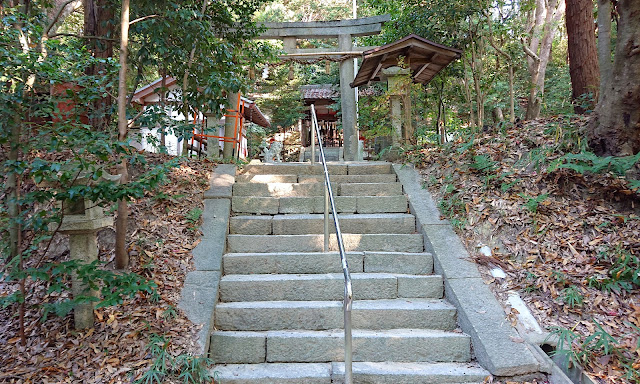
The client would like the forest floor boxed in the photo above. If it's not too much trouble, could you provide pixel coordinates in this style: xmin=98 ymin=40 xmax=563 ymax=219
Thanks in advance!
xmin=2 ymin=118 xmax=639 ymax=384
xmin=409 ymin=116 xmax=640 ymax=384
xmin=0 ymin=154 xmax=216 ymax=384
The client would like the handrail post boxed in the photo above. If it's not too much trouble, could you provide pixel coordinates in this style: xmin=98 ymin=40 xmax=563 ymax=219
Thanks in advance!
xmin=310 ymin=103 xmax=352 ymax=384
xmin=324 ymin=182 xmax=329 ymax=252
xmin=311 ymin=119 xmax=316 ymax=164
xmin=344 ymin=286 xmax=353 ymax=384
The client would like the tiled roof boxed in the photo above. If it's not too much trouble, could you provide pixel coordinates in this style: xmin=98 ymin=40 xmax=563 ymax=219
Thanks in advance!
xmin=300 ymin=84 xmax=338 ymax=100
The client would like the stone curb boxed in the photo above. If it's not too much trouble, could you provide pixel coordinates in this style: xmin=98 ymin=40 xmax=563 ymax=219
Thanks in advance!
xmin=179 ymin=164 xmax=236 ymax=355
xmin=393 ymin=163 xmax=541 ymax=377
xmin=204 ymin=164 xmax=236 ymax=199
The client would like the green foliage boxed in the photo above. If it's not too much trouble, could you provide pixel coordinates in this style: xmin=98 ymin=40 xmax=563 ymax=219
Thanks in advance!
xmin=129 ymin=0 xmax=274 ymax=119
xmin=587 ymin=246 xmax=640 ymax=293
xmin=519 ymin=193 xmax=549 ymax=213
xmin=135 ymin=333 xmax=213 ymax=384
xmin=560 ymin=285 xmax=583 ymax=308
xmin=470 ymin=154 xmax=497 ymax=174
xmin=438 ymin=179 xmax=467 ymax=230
xmin=185 ymin=208 xmax=203 ymax=224
xmin=551 ymin=151 xmax=640 ymax=176
xmin=0 ymin=3 xmax=179 ymax=331
xmin=257 ymin=65 xmax=306 ymax=131
xmin=549 ymin=321 xmax=626 ymax=373
xmin=358 ymin=84 xmax=392 ymax=141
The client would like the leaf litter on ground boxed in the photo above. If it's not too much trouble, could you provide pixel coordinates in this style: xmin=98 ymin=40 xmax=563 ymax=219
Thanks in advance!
xmin=407 ymin=116 xmax=640 ymax=384
xmin=0 ymin=153 xmax=215 ymax=384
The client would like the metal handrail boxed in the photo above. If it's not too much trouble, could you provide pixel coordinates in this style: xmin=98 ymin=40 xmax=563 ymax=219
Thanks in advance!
xmin=310 ymin=104 xmax=353 ymax=384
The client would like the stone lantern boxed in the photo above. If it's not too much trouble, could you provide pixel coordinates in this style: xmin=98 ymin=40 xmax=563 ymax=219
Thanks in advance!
xmin=381 ymin=66 xmax=411 ymax=146
xmin=52 ymin=173 xmax=119 ymax=329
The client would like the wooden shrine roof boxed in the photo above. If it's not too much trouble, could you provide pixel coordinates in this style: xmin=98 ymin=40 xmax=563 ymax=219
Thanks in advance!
xmin=351 ymin=34 xmax=462 ymax=88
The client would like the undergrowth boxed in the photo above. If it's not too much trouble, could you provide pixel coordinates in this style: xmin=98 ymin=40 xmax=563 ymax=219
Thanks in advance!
xmin=402 ymin=115 xmax=640 ymax=382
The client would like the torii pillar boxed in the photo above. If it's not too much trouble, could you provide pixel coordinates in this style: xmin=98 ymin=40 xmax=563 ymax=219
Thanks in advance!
xmin=338 ymin=34 xmax=358 ymax=160
xmin=256 ymin=15 xmax=390 ymax=161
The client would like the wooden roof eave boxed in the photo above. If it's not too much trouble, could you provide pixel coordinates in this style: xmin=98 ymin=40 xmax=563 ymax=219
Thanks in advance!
xmin=351 ymin=34 xmax=462 ymax=88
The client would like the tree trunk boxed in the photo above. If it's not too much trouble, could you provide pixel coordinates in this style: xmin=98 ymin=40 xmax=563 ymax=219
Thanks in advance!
xmin=597 ymin=0 xmax=613 ymax=92
xmin=160 ymin=68 xmax=167 ymax=148
xmin=588 ymin=0 xmax=640 ymax=156
xmin=83 ymin=0 xmax=115 ymax=131
xmin=524 ymin=0 xmax=566 ymax=120
xmin=181 ymin=0 xmax=209 ymax=156
xmin=470 ymin=38 xmax=486 ymax=128
xmin=565 ymin=0 xmax=600 ymax=113
xmin=462 ymin=66 xmax=476 ymax=129
xmin=115 ymin=0 xmax=130 ymax=269
xmin=508 ymin=65 xmax=515 ymax=122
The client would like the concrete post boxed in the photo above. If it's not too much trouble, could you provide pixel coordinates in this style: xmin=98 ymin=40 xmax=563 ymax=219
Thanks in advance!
xmin=69 ymin=232 xmax=99 ymax=329
xmin=223 ymin=92 xmax=240 ymax=159
xmin=339 ymin=34 xmax=358 ymax=161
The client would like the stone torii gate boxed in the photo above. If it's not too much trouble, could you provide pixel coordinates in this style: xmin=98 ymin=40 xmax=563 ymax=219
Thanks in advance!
xmin=256 ymin=15 xmax=390 ymax=161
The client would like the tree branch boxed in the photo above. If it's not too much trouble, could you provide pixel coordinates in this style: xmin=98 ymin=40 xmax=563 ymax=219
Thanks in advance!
xmin=129 ymin=14 xmax=158 ymax=25
xmin=47 ymin=33 xmax=118 ymax=41
xmin=45 ymin=0 xmax=80 ymax=37
xmin=520 ymin=38 xmax=541 ymax=62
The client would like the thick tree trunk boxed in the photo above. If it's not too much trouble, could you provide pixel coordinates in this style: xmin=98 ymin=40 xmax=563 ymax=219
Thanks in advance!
xmin=588 ymin=0 xmax=640 ymax=156
xmin=115 ymin=0 xmax=130 ymax=269
xmin=565 ymin=0 xmax=600 ymax=113
xmin=597 ymin=0 xmax=613 ymax=92
xmin=83 ymin=0 xmax=114 ymax=130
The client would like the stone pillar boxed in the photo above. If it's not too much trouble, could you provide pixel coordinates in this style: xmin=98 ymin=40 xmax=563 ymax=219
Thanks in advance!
xmin=57 ymin=197 xmax=114 ymax=329
xmin=390 ymin=94 xmax=403 ymax=145
xmin=283 ymin=37 xmax=296 ymax=53
xmin=382 ymin=66 xmax=410 ymax=145
xmin=69 ymin=232 xmax=99 ymax=329
xmin=339 ymin=34 xmax=358 ymax=161
xmin=223 ymin=92 xmax=240 ymax=159
xmin=205 ymin=114 xmax=220 ymax=159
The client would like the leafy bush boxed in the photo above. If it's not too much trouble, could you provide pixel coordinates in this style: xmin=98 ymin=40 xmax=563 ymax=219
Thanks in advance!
xmin=0 ymin=7 xmax=171 ymax=337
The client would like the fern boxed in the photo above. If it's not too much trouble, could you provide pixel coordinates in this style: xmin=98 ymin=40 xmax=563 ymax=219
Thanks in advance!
xmin=471 ymin=154 xmax=497 ymax=174
xmin=551 ymin=151 xmax=640 ymax=176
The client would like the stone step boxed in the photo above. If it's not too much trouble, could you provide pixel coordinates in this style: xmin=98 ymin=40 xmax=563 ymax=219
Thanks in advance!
xmin=332 ymin=362 xmax=490 ymax=384
xmin=214 ymin=298 xmax=456 ymax=331
xmin=213 ymin=362 xmax=489 ymax=384
xmin=235 ymin=173 xmax=398 ymax=184
xmin=298 ymin=174 xmax=397 ymax=184
xmin=211 ymin=329 xmax=471 ymax=364
xmin=240 ymin=162 xmax=392 ymax=176
xmin=236 ymin=174 xmax=299 ymax=183
xmin=230 ymin=213 xmax=416 ymax=235
xmin=226 ymin=234 xmax=424 ymax=253
xmin=235 ymin=174 xmax=400 ymax=185
xmin=241 ymin=163 xmax=347 ymax=175
xmin=339 ymin=182 xmax=403 ymax=197
xmin=232 ymin=182 xmax=403 ymax=198
xmin=232 ymin=195 xmax=408 ymax=215
xmin=232 ymin=182 xmax=337 ymax=197
xmin=212 ymin=363 xmax=331 ymax=384
xmin=218 ymin=273 xmax=442 ymax=302
xmin=222 ymin=252 xmax=433 ymax=275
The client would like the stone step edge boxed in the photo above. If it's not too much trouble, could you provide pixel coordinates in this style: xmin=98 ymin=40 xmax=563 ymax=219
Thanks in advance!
xmin=212 ymin=362 xmax=490 ymax=383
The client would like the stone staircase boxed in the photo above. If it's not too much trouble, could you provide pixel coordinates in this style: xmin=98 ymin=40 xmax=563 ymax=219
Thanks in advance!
xmin=211 ymin=162 xmax=491 ymax=383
